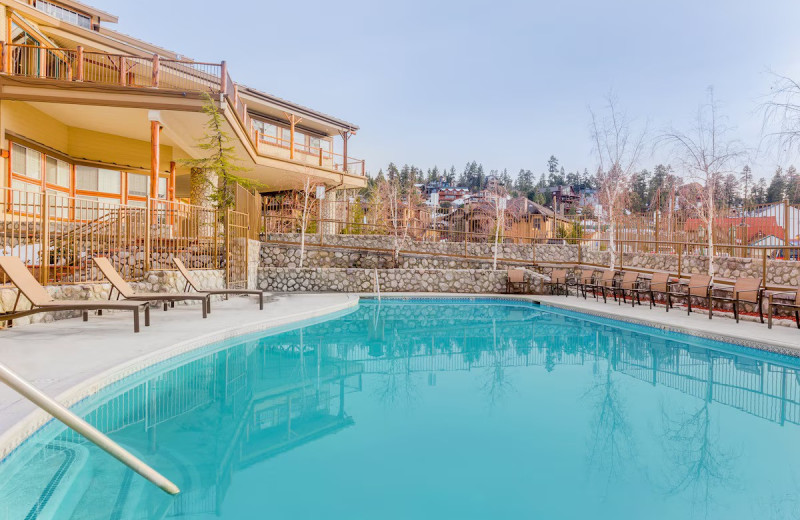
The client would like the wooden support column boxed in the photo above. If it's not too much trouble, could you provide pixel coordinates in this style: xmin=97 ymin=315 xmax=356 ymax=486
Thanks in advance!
xmin=119 ymin=56 xmax=127 ymax=86
xmin=168 ymin=161 xmax=176 ymax=201
xmin=149 ymin=118 xmax=161 ymax=200
xmin=152 ymin=53 xmax=160 ymax=87
xmin=285 ymin=113 xmax=302 ymax=160
xmin=338 ymin=130 xmax=352 ymax=172
xmin=76 ymin=45 xmax=84 ymax=81
xmin=38 ymin=47 xmax=46 ymax=78
xmin=0 ymin=42 xmax=6 ymax=74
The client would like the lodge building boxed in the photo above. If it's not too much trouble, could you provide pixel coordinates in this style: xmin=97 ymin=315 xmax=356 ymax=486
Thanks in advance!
xmin=0 ymin=0 xmax=364 ymax=216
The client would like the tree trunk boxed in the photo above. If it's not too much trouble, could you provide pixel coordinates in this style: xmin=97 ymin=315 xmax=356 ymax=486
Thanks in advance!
xmin=608 ymin=219 xmax=617 ymax=270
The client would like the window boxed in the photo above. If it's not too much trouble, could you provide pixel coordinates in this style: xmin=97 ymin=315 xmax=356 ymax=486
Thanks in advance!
xmin=128 ymin=173 xmax=148 ymax=198
xmin=46 ymin=156 xmax=70 ymax=188
xmin=34 ymin=1 xmax=91 ymax=29
xmin=76 ymin=166 xmax=121 ymax=194
xmin=11 ymin=143 xmax=42 ymax=180
xmin=158 ymin=178 xmax=167 ymax=199
xmin=309 ymin=137 xmax=321 ymax=151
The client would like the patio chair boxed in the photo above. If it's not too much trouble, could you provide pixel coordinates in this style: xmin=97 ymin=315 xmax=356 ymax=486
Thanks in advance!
xmin=543 ymin=269 xmax=569 ymax=296
xmin=583 ymin=269 xmax=617 ymax=303
xmin=613 ymin=271 xmax=641 ymax=307
xmin=174 ymin=258 xmax=264 ymax=310
xmin=577 ymin=269 xmax=598 ymax=299
xmin=665 ymin=274 xmax=712 ymax=316
xmin=93 ymin=257 xmax=209 ymax=318
xmin=767 ymin=287 xmax=800 ymax=329
xmin=708 ymin=277 xmax=764 ymax=323
xmin=506 ymin=268 xmax=529 ymax=294
xmin=0 ymin=256 xmax=149 ymax=332
xmin=642 ymin=272 xmax=673 ymax=309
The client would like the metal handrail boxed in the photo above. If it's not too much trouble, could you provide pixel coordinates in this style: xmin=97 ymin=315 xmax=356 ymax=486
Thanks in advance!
xmin=0 ymin=361 xmax=180 ymax=495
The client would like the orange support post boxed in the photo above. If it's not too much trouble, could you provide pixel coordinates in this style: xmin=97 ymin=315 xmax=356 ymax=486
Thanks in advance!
xmin=152 ymin=53 xmax=159 ymax=87
xmin=150 ymin=120 xmax=160 ymax=200
xmin=76 ymin=46 xmax=84 ymax=81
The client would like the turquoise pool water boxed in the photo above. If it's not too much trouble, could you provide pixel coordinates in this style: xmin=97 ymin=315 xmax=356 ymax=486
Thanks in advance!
xmin=2 ymin=298 xmax=800 ymax=519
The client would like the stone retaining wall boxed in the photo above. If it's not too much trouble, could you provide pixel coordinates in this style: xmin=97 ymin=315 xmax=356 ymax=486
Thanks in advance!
xmin=258 ymin=267 xmax=547 ymax=294
xmin=0 ymin=269 xmax=225 ymax=327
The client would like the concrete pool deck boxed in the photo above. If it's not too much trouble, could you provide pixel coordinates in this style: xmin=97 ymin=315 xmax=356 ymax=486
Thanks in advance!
xmin=0 ymin=293 xmax=358 ymax=458
xmin=528 ymin=294 xmax=800 ymax=354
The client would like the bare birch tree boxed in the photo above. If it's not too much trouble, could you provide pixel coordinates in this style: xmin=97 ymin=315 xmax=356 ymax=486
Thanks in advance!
xmin=761 ymin=73 xmax=800 ymax=162
xmin=297 ymin=176 xmax=322 ymax=269
xmin=660 ymin=88 xmax=744 ymax=277
xmin=590 ymin=96 xmax=646 ymax=269
xmin=376 ymin=177 xmax=414 ymax=267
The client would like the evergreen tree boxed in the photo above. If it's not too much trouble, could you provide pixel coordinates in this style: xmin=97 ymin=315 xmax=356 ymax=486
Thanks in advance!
xmin=786 ymin=165 xmax=800 ymax=203
xmin=767 ymin=166 xmax=786 ymax=203
xmin=386 ymin=163 xmax=399 ymax=182
xmin=740 ymin=165 xmax=753 ymax=206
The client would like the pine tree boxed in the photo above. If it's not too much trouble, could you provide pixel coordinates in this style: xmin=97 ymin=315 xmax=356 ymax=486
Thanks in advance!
xmin=182 ymin=93 xmax=256 ymax=209
xmin=740 ymin=165 xmax=753 ymax=206
xmin=767 ymin=166 xmax=786 ymax=203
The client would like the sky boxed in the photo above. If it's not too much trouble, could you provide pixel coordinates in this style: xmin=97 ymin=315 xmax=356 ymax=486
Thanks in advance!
xmin=98 ymin=0 xmax=800 ymax=180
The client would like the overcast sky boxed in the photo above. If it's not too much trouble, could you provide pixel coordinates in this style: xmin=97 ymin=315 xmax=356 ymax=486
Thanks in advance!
xmin=99 ymin=0 xmax=800 ymax=179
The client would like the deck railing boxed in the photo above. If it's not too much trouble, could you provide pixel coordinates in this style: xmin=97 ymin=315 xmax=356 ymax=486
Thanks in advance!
xmin=0 ymin=187 xmax=249 ymax=287
xmin=254 ymin=131 xmax=365 ymax=175
xmin=0 ymin=43 xmax=365 ymax=175
xmin=0 ymin=43 xmax=223 ymax=92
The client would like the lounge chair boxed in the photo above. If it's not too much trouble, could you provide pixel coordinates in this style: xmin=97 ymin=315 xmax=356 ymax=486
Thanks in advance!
xmin=577 ymin=269 xmax=598 ymax=299
xmin=643 ymin=272 xmax=673 ymax=309
xmin=174 ymin=258 xmax=264 ymax=310
xmin=709 ymin=277 xmax=763 ymax=323
xmin=544 ymin=269 xmax=569 ymax=296
xmin=93 ymin=257 xmax=209 ymax=318
xmin=767 ymin=287 xmax=800 ymax=329
xmin=506 ymin=268 xmax=529 ymax=294
xmin=666 ymin=274 xmax=712 ymax=315
xmin=613 ymin=271 xmax=641 ymax=307
xmin=0 ymin=256 xmax=149 ymax=332
xmin=585 ymin=269 xmax=617 ymax=303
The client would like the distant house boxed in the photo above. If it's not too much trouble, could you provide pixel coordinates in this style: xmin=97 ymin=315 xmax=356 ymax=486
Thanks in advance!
xmin=743 ymin=202 xmax=800 ymax=243
xmin=547 ymin=185 xmax=580 ymax=215
xmin=684 ymin=216 xmax=786 ymax=246
xmin=505 ymin=197 xmax=571 ymax=242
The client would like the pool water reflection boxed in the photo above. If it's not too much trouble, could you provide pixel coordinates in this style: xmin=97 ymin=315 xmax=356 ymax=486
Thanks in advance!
xmin=2 ymin=299 xmax=800 ymax=519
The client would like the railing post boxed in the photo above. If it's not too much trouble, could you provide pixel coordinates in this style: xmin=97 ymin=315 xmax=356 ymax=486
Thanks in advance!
xmin=678 ymin=244 xmax=682 ymax=282
xmin=38 ymin=47 xmax=47 ymax=78
xmin=655 ymin=210 xmax=660 ymax=253
xmin=220 ymin=60 xmax=227 ymax=95
xmin=152 ymin=53 xmax=159 ymax=87
xmin=40 ymin=192 xmax=50 ymax=284
xmin=118 ymin=56 xmax=127 ymax=86
xmin=76 ymin=45 xmax=84 ymax=81
xmin=319 ymin=148 xmax=323 ymax=166
xmin=0 ymin=42 xmax=6 ymax=74
xmin=225 ymin=208 xmax=231 ymax=289
xmin=784 ymin=198 xmax=790 ymax=261
xmin=144 ymin=198 xmax=151 ymax=272
xmin=361 ymin=160 xmax=365 ymax=176
xmin=763 ymin=247 xmax=767 ymax=286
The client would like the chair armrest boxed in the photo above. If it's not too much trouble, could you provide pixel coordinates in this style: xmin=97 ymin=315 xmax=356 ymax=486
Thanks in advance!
xmin=767 ymin=290 xmax=798 ymax=297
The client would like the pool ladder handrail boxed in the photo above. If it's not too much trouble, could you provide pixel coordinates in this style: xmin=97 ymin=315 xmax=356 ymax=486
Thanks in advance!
xmin=373 ymin=268 xmax=381 ymax=301
xmin=0 ymin=361 xmax=180 ymax=495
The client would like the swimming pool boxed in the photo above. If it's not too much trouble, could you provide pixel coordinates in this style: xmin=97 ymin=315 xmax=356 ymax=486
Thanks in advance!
xmin=1 ymin=298 xmax=800 ymax=519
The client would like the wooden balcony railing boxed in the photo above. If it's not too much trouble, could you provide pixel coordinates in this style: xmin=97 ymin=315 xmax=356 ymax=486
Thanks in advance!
xmin=0 ymin=43 xmax=223 ymax=92
xmin=254 ymin=131 xmax=365 ymax=176
xmin=0 ymin=43 xmax=365 ymax=175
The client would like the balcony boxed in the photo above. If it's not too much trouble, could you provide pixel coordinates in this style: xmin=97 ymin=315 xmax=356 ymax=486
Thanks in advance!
xmin=1 ymin=43 xmax=223 ymax=91
xmin=252 ymin=131 xmax=365 ymax=176
xmin=0 ymin=43 xmax=365 ymax=178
